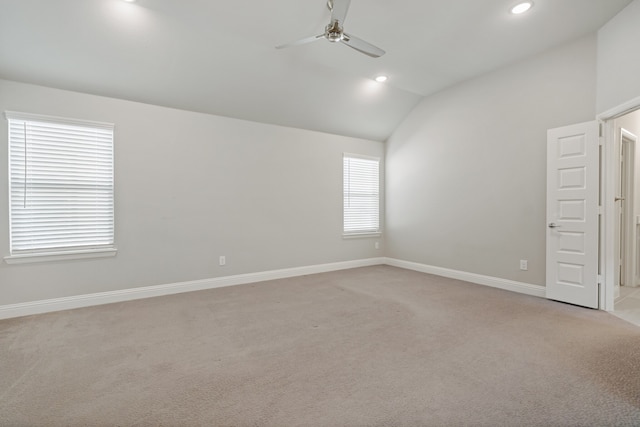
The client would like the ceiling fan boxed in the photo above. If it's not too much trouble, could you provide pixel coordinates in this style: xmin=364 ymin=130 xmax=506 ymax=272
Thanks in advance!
xmin=276 ymin=0 xmax=385 ymax=58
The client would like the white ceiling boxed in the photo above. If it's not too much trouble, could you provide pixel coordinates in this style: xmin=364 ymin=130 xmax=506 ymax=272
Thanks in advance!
xmin=0 ymin=0 xmax=632 ymax=141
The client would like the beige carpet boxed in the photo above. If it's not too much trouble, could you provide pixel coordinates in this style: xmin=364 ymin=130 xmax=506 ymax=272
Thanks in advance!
xmin=1 ymin=265 xmax=640 ymax=426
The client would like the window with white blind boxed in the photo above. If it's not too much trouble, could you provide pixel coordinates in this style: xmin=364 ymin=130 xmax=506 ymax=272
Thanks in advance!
xmin=343 ymin=154 xmax=380 ymax=236
xmin=5 ymin=112 xmax=115 ymax=263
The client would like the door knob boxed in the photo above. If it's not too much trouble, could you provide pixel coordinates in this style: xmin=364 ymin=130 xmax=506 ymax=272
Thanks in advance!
xmin=548 ymin=223 xmax=561 ymax=228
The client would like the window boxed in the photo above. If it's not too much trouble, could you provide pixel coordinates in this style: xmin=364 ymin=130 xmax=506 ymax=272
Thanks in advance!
xmin=343 ymin=154 xmax=380 ymax=236
xmin=5 ymin=112 xmax=115 ymax=263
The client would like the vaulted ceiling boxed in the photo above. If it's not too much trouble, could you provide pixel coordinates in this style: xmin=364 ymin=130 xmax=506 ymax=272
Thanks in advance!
xmin=0 ymin=0 xmax=632 ymax=141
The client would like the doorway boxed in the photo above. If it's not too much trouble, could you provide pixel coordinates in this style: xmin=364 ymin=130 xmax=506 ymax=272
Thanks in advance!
xmin=612 ymin=114 xmax=640 ymax=327
xmin=599 ymin=100 xmax=640 ymax=325
xmin=616 ymin=128 xmax=637 ymax=291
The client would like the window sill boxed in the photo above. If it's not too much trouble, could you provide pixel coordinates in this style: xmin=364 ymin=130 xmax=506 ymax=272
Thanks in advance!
xmin=343 ymin=232 xmax=382 ymax=239
xmin=4 ymin=248 xmax=117 ymax=265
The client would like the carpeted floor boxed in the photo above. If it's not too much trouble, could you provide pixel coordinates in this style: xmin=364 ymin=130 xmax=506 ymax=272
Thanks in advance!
xmin=1 ymin=265 xmax=640 ymax=426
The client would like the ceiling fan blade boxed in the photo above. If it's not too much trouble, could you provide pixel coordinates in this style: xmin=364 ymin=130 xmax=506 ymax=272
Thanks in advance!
xmin=341 ymin=33 xmax=385 ymax=58
xmin=329 ymin=0 xmax=351 ymax=25
xmin=276 ymin=34 xmax=325 ymax=50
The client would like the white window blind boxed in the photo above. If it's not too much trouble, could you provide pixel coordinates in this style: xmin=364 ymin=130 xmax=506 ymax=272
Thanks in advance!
xmin=6 ymin=112 xmax=114 ymax=254
xmin=343 ymin=154 xmax=380 ymax=235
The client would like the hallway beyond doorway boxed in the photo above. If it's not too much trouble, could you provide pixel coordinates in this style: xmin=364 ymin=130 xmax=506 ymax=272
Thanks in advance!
xmin=614 ymin=286 xmax=640 ymax=327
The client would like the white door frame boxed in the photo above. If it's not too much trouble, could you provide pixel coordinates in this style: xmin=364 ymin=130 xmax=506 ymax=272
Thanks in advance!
xmin=619 ymin=129 xmax=637 ymax=289
xmin=597 ymin=95 xmax=640 ymax=311
xmin=612 ymin=127 xmax=636 ymax=297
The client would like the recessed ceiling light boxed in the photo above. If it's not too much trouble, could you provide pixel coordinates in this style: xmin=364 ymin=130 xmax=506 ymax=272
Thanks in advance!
xmin=123 ymin=0 xmax=136 ymax=3
xmin=375 ymin=75 xmax=388 ymax=83
xmin=511 ymin=1 xmax=533 ymax=14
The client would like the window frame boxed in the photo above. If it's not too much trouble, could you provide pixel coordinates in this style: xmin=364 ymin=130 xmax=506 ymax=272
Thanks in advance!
xmin=4 ymin=111 xmax=117 ymax=264
xmin=343 ymin=153 xmax=381 ymax=238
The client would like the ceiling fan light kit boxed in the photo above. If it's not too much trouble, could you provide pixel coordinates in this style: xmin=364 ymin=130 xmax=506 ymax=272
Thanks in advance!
xmin=276 ymin=0 xmax=385 ymax=58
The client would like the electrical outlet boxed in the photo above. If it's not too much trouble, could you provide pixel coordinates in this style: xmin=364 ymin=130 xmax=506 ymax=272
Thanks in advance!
xmin=520 ymin=260 xmax=528 ymax=271
xmin=219 ymin=256 xmax=226 ymax=266
xmin=375 ymin=242 xmax=380 ymax=250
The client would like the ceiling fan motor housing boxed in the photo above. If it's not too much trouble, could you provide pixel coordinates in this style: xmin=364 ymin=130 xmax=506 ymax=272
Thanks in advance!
xmin=325 ymin=22 xmax=344 ymax=42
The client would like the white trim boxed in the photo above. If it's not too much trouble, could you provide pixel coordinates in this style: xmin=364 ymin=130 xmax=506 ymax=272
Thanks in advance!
xmin=602 ymin=119 xmax=617 ymax=311
xmin=4 ymin=110 xmax=114 ymax=130
xmin=0 ymin=257 xmax=548 ymax=320
xmin=342 ymin=232 xmax=382 ymax=239
xmin=384 ymin=258 xmax=546 ymax=298
xmin=597 ymin=95 xmax=640 ymax=122
xmin=620 ymin=129 xmax=637 ymax=289
xmin=0 ymin=258 xmax=385 ymax=320
xmin=343 ymin=152 xmax=380 ymax=162
xmin=4 ymin=248 xmax=117 ymax=264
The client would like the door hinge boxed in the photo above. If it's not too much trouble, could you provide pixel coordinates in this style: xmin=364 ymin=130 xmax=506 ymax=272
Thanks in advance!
xmin=597 ymin=274 xmax=603 ymax=284
xmin=598 ymin=205 xmax=604 ymax=215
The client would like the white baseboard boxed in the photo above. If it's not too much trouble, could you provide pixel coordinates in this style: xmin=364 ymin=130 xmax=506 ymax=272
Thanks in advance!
xmin=384 ymin=258 xmax=546 ymax=298
xmin=0 ymin=258 xmax=385 ymax=320
xmin=0 ymin=257 xmax=545 ymax=320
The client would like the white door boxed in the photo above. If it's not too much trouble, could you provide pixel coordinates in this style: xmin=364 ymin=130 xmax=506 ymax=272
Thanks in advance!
xmin=546 ymin=121 xmax=599 ymax=308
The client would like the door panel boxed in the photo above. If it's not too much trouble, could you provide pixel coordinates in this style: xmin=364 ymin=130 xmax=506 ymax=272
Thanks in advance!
xmin=546 ymin=122 xmax=599 ymax=308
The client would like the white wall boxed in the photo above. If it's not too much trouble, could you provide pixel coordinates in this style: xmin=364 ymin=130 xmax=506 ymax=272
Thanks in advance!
xmin=385 ymin=35 xmax=597 ymax=286
xmin=0 ymin=79 xmax=383 ymax=306
xmin=597 ymin=0 xmax=640 ymax=115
